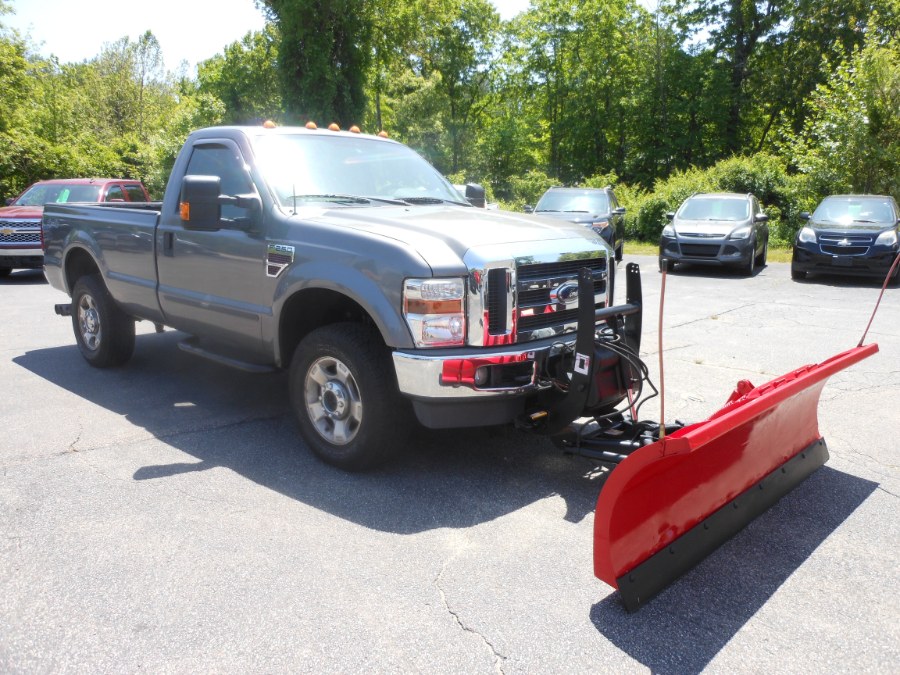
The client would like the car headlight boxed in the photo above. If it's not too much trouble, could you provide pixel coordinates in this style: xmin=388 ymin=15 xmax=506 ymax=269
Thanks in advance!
xmin=798 ymin=226 xmax=817 ymax=244
xmin=662 ymin=224 xmax=675 ymax=237
xmin=591 ymin=219 xmax=610 ymax=231
xmin=403 ymin=278 xmax=466 ymax=347
xmin=875 ymin=230 xmax=898 ymax=246
xmin=729 ymin=226 xmax=751 ymax=240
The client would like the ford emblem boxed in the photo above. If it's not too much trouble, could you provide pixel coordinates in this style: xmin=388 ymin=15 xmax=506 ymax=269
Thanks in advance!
xmin=550 ymin=281 xmax=579 ymax=306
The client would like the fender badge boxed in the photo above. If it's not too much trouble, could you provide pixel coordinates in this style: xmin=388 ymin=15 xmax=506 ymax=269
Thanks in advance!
xmin=266 ymin=243 xmax=295 ymax=278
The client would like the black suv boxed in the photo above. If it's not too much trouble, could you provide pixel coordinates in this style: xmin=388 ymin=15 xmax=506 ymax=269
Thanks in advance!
xmin=659 ymin=192 xmax=769 ymax=275
xmin=791 ymin=194 xmax=900 ymax=283
xmin=527 ymin=186 xmax=626 ymax=261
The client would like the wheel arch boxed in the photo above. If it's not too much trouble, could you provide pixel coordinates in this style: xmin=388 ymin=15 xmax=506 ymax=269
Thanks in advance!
xmin=63 ymin=246 xmax=102 ymax=294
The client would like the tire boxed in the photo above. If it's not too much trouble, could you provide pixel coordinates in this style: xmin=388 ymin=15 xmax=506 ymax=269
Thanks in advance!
xmin=71 ymin=274 xmax=135 ymax=367
xmin=742 ymin=240 xmax=756 ymax=276
xmin=615 ymin=241 xmax=623 ymax=263
xmin=0 ymin=267 xmax=11 ymax=278
xmin=289 ymin=323 xmax=409 ymax=471
xmin=755 ymin=238 xmax=768 ymax=267
xmin=791 ymin=264 xmax=806 ymax=280
xmin=658 ymin=257 xmax=675 ymax=273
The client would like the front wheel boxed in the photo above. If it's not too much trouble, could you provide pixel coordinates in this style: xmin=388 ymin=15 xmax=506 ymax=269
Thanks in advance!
xmin=742 ymin=241 xmax=757 ymax=276
xmin=289 ymin=323 xmax=410 ymax=471
xmin=755 ymin=238 xmax=768 ymax=267
xmin=615 ymin=242 xmax=623 ymax=263
xmin=791 ymin=264 xmax=807 ymax=280
xmin=71 ymin=274 xmax=135 ymax=367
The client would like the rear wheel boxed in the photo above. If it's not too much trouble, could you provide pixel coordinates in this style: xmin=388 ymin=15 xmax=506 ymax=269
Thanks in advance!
xmin=289 ymin=323 xmax=409 ymax=471
xmin=71 ymin=274 xmax=135 ymax=367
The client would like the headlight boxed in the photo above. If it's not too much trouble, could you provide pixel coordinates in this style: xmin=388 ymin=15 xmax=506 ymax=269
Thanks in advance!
xmin=591 ymin=219 xmax=610 ymax=231
xmin=662 ymin=224 xmax=675 ymax=237
xmin=875 ymin=230 xmax=898 ymax=246
xmin=403 ymin=278 xmax=466 ymax=347
xmin=729 ymin=226 xmax=751 ymax=240
xmin=798 ymin=227 xmax=817 ymax=244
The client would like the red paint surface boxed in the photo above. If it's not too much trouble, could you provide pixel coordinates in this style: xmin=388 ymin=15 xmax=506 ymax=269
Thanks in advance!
xmin=593 ymin=343 xmax=879 ymax=588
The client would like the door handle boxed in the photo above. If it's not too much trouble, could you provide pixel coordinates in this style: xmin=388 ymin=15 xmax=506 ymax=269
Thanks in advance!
xmin=163 ymin=231 xmax=174 ymax=256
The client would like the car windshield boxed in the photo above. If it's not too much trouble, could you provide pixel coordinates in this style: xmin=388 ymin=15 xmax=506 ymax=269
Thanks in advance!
xmin=251 ymin=133 xmax=466 ymax=208
xmin=15 ymin=184 xmax=102 ymax=206
xmin=678 ymin=197 xmax=749 ymax=221
xmin=811 ymin=197 xmax=896 ymax=225
xmin=536 ymin=191 xmax=609 ymax=214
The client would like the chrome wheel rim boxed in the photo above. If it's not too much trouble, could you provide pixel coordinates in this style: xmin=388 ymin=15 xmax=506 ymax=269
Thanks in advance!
xmin=304 ymin=356 xmax=362 ymax=445
xmin=77 ymin=293 xmax=102 ymax=352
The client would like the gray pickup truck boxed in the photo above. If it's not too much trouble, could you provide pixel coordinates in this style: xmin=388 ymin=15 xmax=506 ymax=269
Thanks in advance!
xmin=43 ymin=124 xmax=614 ymax=469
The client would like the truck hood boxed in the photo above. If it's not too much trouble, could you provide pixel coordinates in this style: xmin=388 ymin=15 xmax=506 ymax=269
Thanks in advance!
xmin=674 ymin=219 xmax=744 ymax=236
xmin=0 ymin=205 xmax=43 ymax=219
xmin=299 ymin=204 xmax=607 ymax=273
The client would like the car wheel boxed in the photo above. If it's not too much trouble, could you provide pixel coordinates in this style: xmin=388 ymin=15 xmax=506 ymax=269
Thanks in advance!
xmin=71 ymin=274 xmax=136 ymax=367
xmin=615 ymin=242 xmax=623 ymax=263
xmin=658 ymin=257 xmax=676 ymax=273
xmin=755 ymin=238 xmax=768 ymax=267
xmin=791 ymin=264 xmax=807 ymax=280
xmin=289 ymin=323 xmax=409 ymax=471
xmin=0 ymin=267 xmax=11 ymax=278
xmin=743 ymin=241 xmax=756 ymax=276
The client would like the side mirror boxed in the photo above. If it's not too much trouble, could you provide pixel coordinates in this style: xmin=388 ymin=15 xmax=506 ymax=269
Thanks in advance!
xmin=464 ymin=183 xmax=486 ymax=208
xmin=523 ymin=205 xmax=534 ymax=214
xmin=614 ymin=206 xmax=627 ymax=215
xmin=180 ymin=175 xmax=221 ymax=230
xmin=755 ymin=213 xmax=769 ymax=222
xmin=665 ymin=212 xmax=675 ymax=221
xmin=799 ymin=212 xmax=811 ymax=221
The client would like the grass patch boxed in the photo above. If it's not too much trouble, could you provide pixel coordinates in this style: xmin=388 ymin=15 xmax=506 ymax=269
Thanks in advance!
xmin=624 ymin=240 xmax=793 ymax=263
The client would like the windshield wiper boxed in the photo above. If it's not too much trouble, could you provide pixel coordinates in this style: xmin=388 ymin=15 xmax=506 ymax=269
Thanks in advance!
xmin=288 ymin=193 xmax=371 ymax=205
xmin=852 ymin=219 xmax=877 ymax=223
xmin=400 ymin=196 xmax=469 ymax=206
xmin=562 ymin=210 xmax=590 ymax=213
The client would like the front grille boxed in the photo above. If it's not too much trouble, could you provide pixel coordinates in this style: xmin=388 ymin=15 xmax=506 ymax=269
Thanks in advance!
xmin=515 ymin=257 xmax=607 ymax=340
xmin=680 ymin=243 xmax=720 ymax=257
xmin=487 ymin=268 xmax=508 ymax=334
xmin=821 ymin=245 xmax=868 ymax=256
xmin=0 ymin=231 xmax=40 ymax=244
xmin=0 ymin=219 xmax=41 ymax=228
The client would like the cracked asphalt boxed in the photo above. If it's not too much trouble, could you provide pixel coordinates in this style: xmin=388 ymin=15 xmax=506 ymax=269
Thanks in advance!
xmin=1 ymin=256 xmax=898 ymax=673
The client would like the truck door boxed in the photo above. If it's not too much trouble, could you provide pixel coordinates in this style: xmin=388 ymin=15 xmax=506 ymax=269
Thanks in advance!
xmin=156 ymin=139 xmax=271 ymax=358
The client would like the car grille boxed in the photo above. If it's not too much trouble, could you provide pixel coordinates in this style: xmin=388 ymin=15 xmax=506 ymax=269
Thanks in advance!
xmin=679 ymin=243 xmax=720 ymax=258
xmin=0 ymin=219 xmax=41 ymax=246
xmin=483 ymin=256 xmax=608 ymax=343
xmin=819 ymin=234 xmax=873 ymax=256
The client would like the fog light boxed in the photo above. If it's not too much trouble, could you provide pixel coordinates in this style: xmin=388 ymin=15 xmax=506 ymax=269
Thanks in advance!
xmin=474 ymin=366 xmax=489 ymax=387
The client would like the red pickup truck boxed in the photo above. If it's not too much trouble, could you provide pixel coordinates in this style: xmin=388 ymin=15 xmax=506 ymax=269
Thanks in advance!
xmin=0 ymin=178 xmax=150 ymax=277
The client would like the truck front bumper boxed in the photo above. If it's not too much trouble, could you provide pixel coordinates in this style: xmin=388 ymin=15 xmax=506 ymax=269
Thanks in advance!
xmin=392 ymin=341 xmax=565 ymax=428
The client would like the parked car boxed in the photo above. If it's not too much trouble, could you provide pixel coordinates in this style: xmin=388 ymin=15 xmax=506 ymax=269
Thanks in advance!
xmin=658 ymin=192 xmax=769 ymax=275
xmin=0 ymin=178 xmax=150 ymax=277
xmin=791 ymin=194 xmax=900 ymax=284
xmin=526 ymin=186 xmax=626 ymax=261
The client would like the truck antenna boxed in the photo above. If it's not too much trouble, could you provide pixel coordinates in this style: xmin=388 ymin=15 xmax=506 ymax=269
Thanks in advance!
xmin=658 ymin=261 xmax=668 ymax=440
xmin=858 ymin=252 xmax=900 ymax=347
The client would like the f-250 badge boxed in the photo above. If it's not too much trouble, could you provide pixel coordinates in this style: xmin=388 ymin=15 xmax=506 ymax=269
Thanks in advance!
xmin=266 ymin=243 xmax=295 ymax=278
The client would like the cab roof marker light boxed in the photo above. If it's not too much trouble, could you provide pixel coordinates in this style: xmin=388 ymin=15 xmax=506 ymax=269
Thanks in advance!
xmin=378 ymin=130 xmax=389 ymax=138
xmin=350 ymin=125 xmax=361 ymax=133
xmin=262 ymin=120 xmax=277 ymax=128
xmin=328 ymin=123 xmax=340 ymax=131
xmin=305 ymin=121 xmax=317 ymax=129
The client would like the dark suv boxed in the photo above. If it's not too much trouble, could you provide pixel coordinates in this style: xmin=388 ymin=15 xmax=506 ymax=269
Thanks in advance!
xmin=527 ymin=186 xmax=626 ymax=261
xmin=659 ymin=192 xmax=769 ymax=275
xmin=791 ymin=195 xmax=900 ymax=284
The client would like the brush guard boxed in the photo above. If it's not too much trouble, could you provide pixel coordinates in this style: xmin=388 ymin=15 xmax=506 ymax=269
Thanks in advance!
xmin=523 ymin=263 xmax=879 ymax=611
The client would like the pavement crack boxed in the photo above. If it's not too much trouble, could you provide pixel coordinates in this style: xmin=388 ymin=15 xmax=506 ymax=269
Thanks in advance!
xmin=876 ymin=485 xmax=899 ymax=499
xmin=435 ymin=560 xmax=506 ymax=674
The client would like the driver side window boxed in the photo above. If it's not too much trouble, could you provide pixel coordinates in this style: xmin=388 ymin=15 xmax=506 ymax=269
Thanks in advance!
xmin=184 ymin=144 xmax=254 ymax=221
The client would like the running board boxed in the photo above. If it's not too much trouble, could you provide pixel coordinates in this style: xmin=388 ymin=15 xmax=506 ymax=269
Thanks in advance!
xmin=178 ymin=337 xmax=277 ymax=373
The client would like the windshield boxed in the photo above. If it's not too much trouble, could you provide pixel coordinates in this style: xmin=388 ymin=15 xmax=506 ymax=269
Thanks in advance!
xmin=251 ymin=133 xmax=465 ymax=208
xmin=677 ymin=197 xmax=749 ymax=221
xmin=15 ymin=183 xmax=102 ymax=206
xmin=812 ymin=197 xmax=896 ymax=225
xmin=536 ymin=190 xmax=609 ymax=214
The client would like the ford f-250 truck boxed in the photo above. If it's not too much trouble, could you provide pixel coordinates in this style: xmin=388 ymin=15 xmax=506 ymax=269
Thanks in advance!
xmin=43 ymin=124 xmax=614 ymax=470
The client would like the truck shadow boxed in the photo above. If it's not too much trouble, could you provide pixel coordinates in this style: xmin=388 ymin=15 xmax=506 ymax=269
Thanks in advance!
xmin=1 ymin=269 xmax=47 ymax=284
xmin=14 ymin=331 xmax=605 ymax=534
xmin=589 ymin=465 xmax=877 ymax=674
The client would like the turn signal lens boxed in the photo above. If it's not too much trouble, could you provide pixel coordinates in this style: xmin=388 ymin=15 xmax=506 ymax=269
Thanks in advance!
xmin=403 ymin=278 xmax=466 ymax=347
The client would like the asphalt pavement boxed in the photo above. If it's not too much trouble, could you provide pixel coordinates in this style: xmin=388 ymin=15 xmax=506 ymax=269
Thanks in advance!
xmin=1 ymin=256 xmax=898 ymax=673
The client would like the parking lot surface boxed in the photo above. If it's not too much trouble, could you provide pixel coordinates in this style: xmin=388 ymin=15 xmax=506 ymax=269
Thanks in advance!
xmin=2 ymin=256 xmax=898 ymax=673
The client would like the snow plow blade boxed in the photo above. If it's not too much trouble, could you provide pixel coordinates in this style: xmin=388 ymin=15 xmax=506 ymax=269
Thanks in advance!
xmin=594 ymin=343 xmax=878 ymax=611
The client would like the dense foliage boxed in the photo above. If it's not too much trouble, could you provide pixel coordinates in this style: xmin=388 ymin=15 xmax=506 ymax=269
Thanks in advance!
xmin=1 ymin=0 xmax=898 ymax=241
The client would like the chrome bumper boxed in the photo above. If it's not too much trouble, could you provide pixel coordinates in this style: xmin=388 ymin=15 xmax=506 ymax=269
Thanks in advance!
xmin=392 ymin=341 xmax=567 ymax=399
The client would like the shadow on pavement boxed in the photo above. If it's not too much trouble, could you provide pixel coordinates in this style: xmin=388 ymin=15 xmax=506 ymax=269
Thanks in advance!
xmin=589 ymin=465 xmax=877 ymax=674
xmin=1 ymin=269 xmax=47 ymax=285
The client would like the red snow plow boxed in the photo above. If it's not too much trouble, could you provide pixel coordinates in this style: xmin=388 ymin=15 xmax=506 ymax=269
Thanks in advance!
xmin=522 ymin=263 xmax=880 ymax=611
